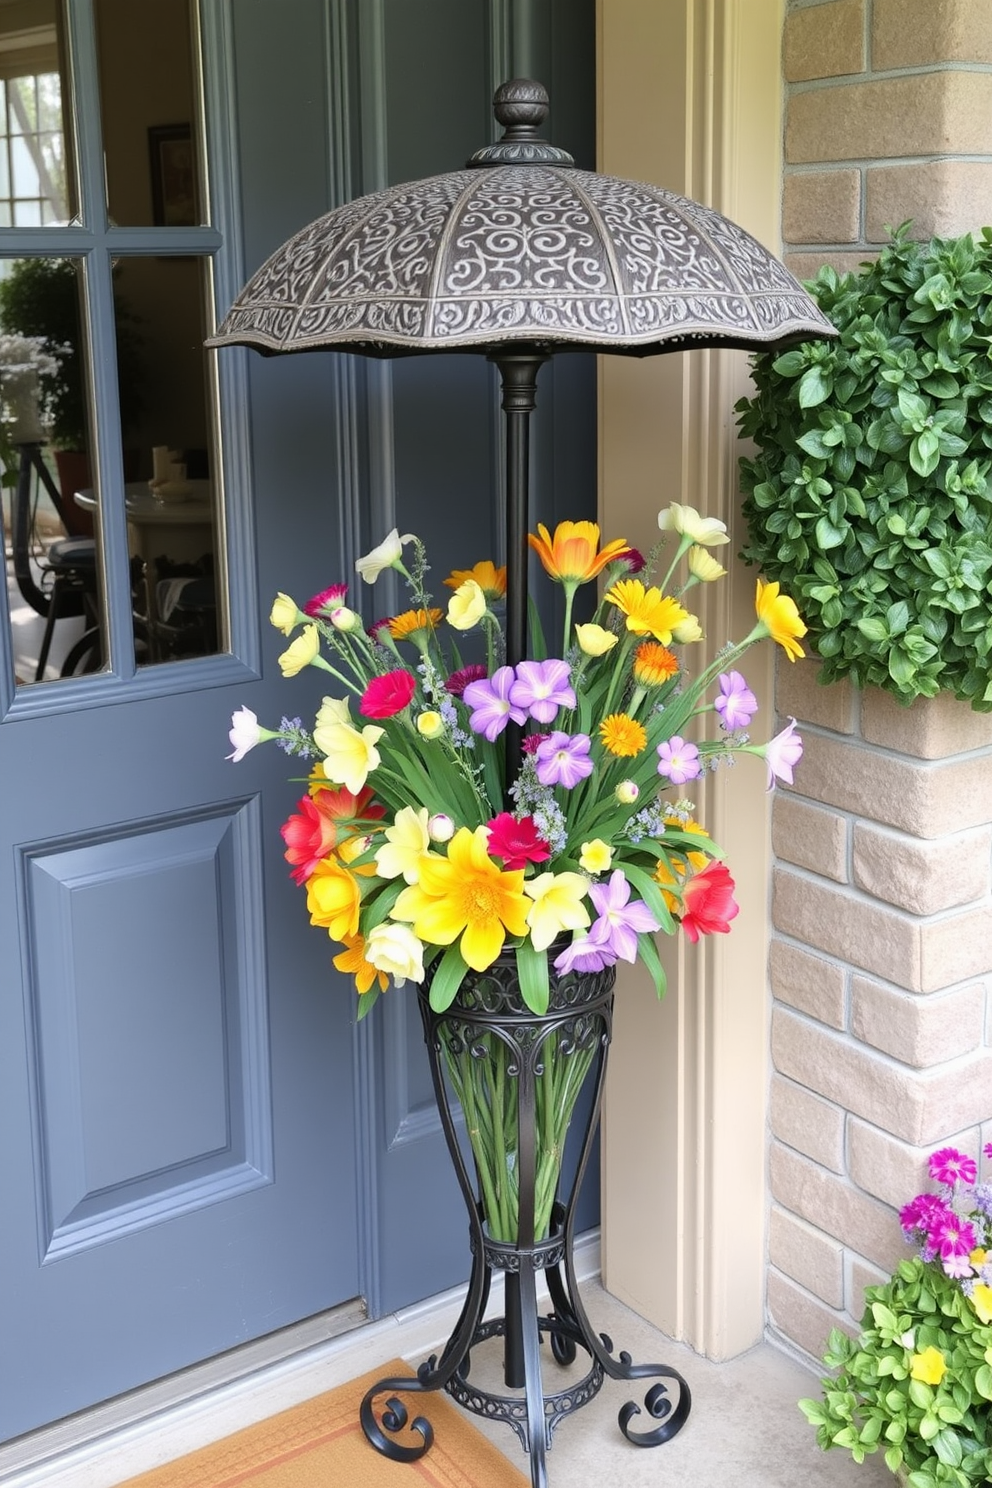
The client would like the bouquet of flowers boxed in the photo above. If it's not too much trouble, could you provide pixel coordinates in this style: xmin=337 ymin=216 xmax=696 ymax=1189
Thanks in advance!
xmin=800 ymin=1145 xmax=992 ymax=1487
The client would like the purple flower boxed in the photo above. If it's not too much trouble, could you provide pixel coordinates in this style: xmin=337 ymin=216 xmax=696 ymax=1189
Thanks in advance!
xmin=462 ymin=666 xmax=526 ymax=741
xmin=553 ymin=921 xmax=617 ymax=975
xmin=762 ymin=717 xmax=803 ymax=789
xmin=656 ymin=736 xmax=701 ymax=785
xmin=535 ymin=731 xmax=594 ymax=789
xmin=509 ymin=659 xmax=576 ymax=724
xmin=900 ymin=1192 xmax=952 ymax=1239
xmin=929 ymin=1147 xmax=978 ymax=1188
xmin=585 ymin=870 xmax=660 ymax=963
xmin=714 ymin=670 xmax=758 ymax=731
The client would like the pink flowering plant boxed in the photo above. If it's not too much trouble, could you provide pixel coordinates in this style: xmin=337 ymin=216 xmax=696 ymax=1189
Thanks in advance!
xmin=800 ymin=1145 xmax=992 ymax=1486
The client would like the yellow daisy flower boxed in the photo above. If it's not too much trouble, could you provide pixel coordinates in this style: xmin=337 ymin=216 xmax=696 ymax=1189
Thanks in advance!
xmin=333 ymin=934 xmax=389 ymax=995
xmin=632 ymin=641 xmax=679 ymax=686
xmin=755 ymin=579 xmax=806 ymax=662
xmin=599 ymin=713 xmax=647 ymax=757
xmin=392 ymin=825 xmax=530 ymax=971
xmin=388 ymin=607 xmax=443 ymax=642
xmin=443 ymin=560 xmax=506 ymax=600
xmin=604 ymin=579 xmax=689 ymax=644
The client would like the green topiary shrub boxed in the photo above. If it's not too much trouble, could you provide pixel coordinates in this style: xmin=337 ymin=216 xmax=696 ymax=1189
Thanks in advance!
xmin=736 ymin=227 xmax=992 ymax=709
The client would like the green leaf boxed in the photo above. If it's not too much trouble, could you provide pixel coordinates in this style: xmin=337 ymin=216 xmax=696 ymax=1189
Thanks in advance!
xmin=428 ymin=943 xmax=470 ymax=1013
xmin=636 ymin=930 xmax=667 ymax=999
xmin=799 ymin=365 xmax=832 ymax=408
xmin=622 ymin=861 xmax=675 ymax=935
xmin=857 ymin=616 xmax=889 ymax=642
xmin=815 ymin=515 xmax=847 ymax=549
xmin=515 ymin=941 xmax=549 ymax=1016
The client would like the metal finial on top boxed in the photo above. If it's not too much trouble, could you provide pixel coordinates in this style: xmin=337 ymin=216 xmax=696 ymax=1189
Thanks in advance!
xmin=467 ymin=78 xmax=575 ymax=168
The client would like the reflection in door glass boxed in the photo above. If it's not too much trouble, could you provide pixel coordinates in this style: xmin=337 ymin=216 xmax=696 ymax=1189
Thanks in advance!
xmin=0 ymin=3 xmax=72 ymax=227
xmin=0 ymin=256 xmax=107 ymax=684
xmin=113 ymin=256 xmax=224 ymax=668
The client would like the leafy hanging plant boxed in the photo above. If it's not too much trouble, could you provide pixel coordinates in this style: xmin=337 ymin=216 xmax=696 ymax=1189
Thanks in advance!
xmin=736 ymin=226 xmax=992 ymax=710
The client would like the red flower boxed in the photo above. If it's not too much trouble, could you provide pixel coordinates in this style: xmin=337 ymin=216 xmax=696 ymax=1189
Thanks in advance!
xmin=485 ymin=813 xmax=551 ymax=870
xmin=446 ymin=663 xmax=487 ymax=697
xmin=360 ymin=669 xmax=417 ymax=718
xmin=679 ymin=861 xmax=739 ymax=943
xmin=303 ymin=583 xmax=348 ymax=617
xmin=281 ymin=785 xmax=385 ymax=884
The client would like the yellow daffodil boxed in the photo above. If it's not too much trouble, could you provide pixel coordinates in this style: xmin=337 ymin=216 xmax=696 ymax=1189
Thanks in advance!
xmin=687 ymin=546 xmax=727 ymax=582
xmin=658 ymin=501 xmax=729 ymax=546
xmin=278 ymin=623 xmax=321 ymax=676
xmin=672 ymin=614 xmax=704 ymax=644
xmin=443 ymin=560 xmax=506 ymax=600
xmin=575 ymin=622 xmax=618 ymax=657
xmin=313 ymin=712 xmax=384 ymax=795
xmin=270 ymin=591 xmax=304 ymax=635
xmin=972 ymin=1283 xmax=992 ymax=1325
xmin=417 ymin=710 xmax=444 ymax=738
xmin=599 ymin=713 xmax=647 ymax=757
xmin=528 ymin=520 xmax=630 ymax=585
xmin=579 ymin=840 xmax=613 ymax=874
xmin=754 ymin=578 xmax=806 ymax=661
xmin=333 ymin=933 xmax=389 ymax=995
xmin=364 ymin=922 xmax=426 ymax=986
xmin=388 ymin=608 xmax=443 ymax=642
xmin=306 ymin=857 xmax=363 ymax=940
xmin=632 ymin=641 xmax=679 ymax=686
xmin=604 ymin=579 xmax=689 ymax=644
xmin=375 ymin=806 xmax=432 ymax=884
xmin=356 ymin=528 xmax=415 ymax=583
xmin=392 ymin=826 xmax=530 ymax=971
xmin=523 ymin=871 xmax=590 ymax=952
xmin=909 ymin=1346 xmax=946 ymax=1386
xmin=446 ymin=579 xmax=488 ymax=631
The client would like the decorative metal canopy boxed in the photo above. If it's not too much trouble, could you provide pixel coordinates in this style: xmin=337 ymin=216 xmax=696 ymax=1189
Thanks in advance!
xmin=208 ymin=79 xmax=834 ymax=359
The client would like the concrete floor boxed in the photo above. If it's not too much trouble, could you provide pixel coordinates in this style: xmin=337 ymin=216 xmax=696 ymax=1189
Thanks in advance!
xmin=436 ymin=1281 xmax=894 ymax=1488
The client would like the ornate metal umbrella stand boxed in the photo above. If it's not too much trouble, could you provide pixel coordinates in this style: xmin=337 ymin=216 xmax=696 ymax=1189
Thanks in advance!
xmin=209 ymin=78 xmax=834 ymax=1488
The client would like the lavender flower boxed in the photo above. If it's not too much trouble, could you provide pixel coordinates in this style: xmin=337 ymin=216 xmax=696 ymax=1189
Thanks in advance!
xmin=509 ymin=658 xmax=576 ymax=724
xmin=714 ymin=670 xmax=758 ymax=731
xmin=762 ymin=717 xmax=804 ymax=789
xmin=462 ymin=666 xmax=526 ymax=741
xmin=534 ymin=731 xmax=593 ymax=789
xmin=584 ymin=870 xmax=660 ymax=963
xmin=656 ymin=736 xmax=701 ymax=785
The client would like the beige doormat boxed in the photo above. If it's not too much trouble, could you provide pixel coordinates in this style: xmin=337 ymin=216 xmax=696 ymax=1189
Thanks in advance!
xmin=120 ymin=1359 xmax=529 ymax=1487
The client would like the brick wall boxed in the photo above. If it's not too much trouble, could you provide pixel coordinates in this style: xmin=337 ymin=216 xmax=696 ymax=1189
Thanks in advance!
xmin=767 ymin=0 xmax=992 ymax=1361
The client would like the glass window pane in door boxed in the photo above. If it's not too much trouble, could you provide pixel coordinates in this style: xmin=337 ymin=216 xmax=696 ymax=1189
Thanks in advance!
xmin=0 ymin=7 xmax=72 ymax=227
xmin=0 ymin=257 xmax=106 ymax=684
xmin=111 ymin=255 xmax=224 ymax=667
xmin=95 ymin=0 xmax=203 ymax=228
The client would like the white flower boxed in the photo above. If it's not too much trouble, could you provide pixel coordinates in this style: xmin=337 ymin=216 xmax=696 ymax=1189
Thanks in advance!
xmin=356 ymin=528 xmax=415 ymax=583
xmin=227 ymin=706 xmax=260 ymax=761
xmin=365 ymin=923 xmax=425 ymax=986
xmin=658 ymin=502 xmax=729 ymax=547
xmin=428 ymin=813 xmax=455 ymax=842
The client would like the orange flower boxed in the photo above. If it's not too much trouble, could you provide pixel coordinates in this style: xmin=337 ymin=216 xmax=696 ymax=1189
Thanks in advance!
xmin=388 ymin=608 xmax=443 ymax=642
xmin=599 ymin=713 xmax=647 ymax=757
xmin=528 ymin=521 xmax=630 ymax=585
xmin=443 ymin=561 xmax=506 ymax=600
xmin=305 ymin=857 xmax=364 ymax=941
xmin=333 ymin=934 xmax=389 ymax=995
xmin=632 ymin=641 xmax=679 ymax=686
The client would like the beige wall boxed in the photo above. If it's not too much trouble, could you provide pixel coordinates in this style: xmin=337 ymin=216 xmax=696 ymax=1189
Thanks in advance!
xmin=597 ymin=0 xmax=784 ymax=1359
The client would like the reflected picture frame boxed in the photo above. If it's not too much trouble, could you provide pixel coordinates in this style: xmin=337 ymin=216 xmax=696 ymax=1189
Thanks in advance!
xmin=148 ymin=124 xmax=196 ymax=226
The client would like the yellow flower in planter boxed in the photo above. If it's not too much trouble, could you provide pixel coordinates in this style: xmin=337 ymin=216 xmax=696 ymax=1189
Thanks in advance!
xmin=307 ymin=857 xmax=363 ymax=941
xmin=754 ymin=578 xmax=806 ymax=662
xmin=270 ymin=591 xmax=304 ymax=635
xmin=392 ymin=826 xmax=530 ymax=971
xmin=333 ymin=934 xmax=388 ymax=996
xmin=523 ymin=871 xmax=590 ymax=952
xmin=278 ymin=623 xmax=321 ymax=676
xmin=909 ymin=1346 xmax=946 ymax=1385
xmin=604 ymin=579 xmax=688 ymax=644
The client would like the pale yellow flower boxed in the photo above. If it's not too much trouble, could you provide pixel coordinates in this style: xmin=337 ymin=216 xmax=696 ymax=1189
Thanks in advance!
xmin=575 ymin=623 xmax=618 ymax=657
xmin=278 ymin=623 xmax=320 ymax=676
xmin=657 ymin=502 xmax=729 ymax=546
xmin=270 ymin=591 xmax=303 ymax=635
xmin=523 ymin=871 xmax=590 ymax=952
xmin=672 ymin=614 xmax=704 ymax=644
xmin=687 ymin=546 xmax=727 ymax=582
xmin=364 ymin=922 xmax=426 ymax=986
xmin=356 ymin=528 xmax=415 ymax=583
xmin=579 ymin=840 xmax=613 ymax=874
xmin=314 ymin=695 xmax=351 ymax=733
xmin=446 ymin=579 xmax=488 ymax=631
xmin=972 ymin=1282 xmax=992 ymax=1325
xmin=417 ymin=710 xmax=444 ymax=738
xmin=314 ymin=715 xmax=384 ymax=795
xmin=615 ymin=780 xmax=639 ymax=804
xmin=375 ymin=806 xmax=432 ymax=884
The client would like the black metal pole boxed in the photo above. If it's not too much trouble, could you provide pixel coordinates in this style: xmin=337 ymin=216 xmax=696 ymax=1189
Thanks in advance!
xmin=490 ymin=348 xmax=549 ymax=800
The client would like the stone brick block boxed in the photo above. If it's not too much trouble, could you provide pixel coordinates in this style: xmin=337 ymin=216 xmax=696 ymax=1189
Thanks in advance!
xmin=921 ymin=907 xmax=992 ymax=992
xmin=867 ymin=161 xmax=992 ymax=243
xmin=773 ymin=794 xmax=848 ymax=883
xmin=786 ymin=73 xmax=992 ymax=164
xmin=783 ymin=251 xmax=875 ymax=281
xmin=850 ymin=977 xmax=986 ymax=1068
xmin=772 ymin=1005 xmax=992 ymax=1144
xmin=775 ymin=656 xmax=855 ymax=734
xmin=783 ymin=0 xmax=864 ymax=82
xmin=852 ymin=821 xmax=991 ymax=915
xmin=787 ymin=731 xmax=992 ymax=838
xmin=769 ymin=937 xmax=846 ymax=1029
xmin=770 ymin=1142 xmax=904 ymax=1273
xmin=847 ymin=1120 xmax=939 ymax=1210
xmin=773 ymin=868 xmax=920 ymax=987
xmin=860 ymin=687 xmax=992 ymax=760
xmin=769 ymin=1204 xmax=844 ymax=1307
xmin=768 ymin=1269 xmax=852 ymax=1363
xmin=873 ymin=0 xmax=992 ymax=67
xmin=783 ymin=169 xmax=861 ymax=244
xmin=848 ymin=1255 xmax=892 ymax=1322
xmin=770 ymin=1073 xmax=846 ymax=1172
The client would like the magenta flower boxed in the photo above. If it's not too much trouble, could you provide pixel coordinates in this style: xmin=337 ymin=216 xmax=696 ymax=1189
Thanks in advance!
xmin=585 ymin=870 xmax=660 ymax=963
xmin=303 ymin=582 xmax=348 ymax=617
xmin=900 ymin=1192 xmax=953 ymax=1239
xmin=762 ymin=717 xmax=804 ymax=789
xmin=521 ymin=731 xmax=548 ymax=755
xmin=929 ymin=1147 xmax=978 ymax=1188
xmin=656 ymin=736 xmax=701 ymax=785
xmin=534 ymin=731 xmax=593 ymax=789
xmin=509 ymin=659 xmax=576 ymax=723
xmin=553 ymin=921 xmax=617 ymax=975
xmin=446 ymin=663 xmax=487 ymax=697
xmin=485 ymin=813 xmax=551 ymax=870
xmin=462 ymin=666 xmax=526 ymax=741
xmin=929 ymin=1210 xmax=977 ymax=1267
xmin=714 ymin=670 xmax=758 ymax=731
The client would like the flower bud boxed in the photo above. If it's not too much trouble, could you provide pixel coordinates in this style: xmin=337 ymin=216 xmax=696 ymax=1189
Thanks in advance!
xmin=417 ymin=710 xmax=444 ymax=738
xmin=428 ymin=813 xmax=455 ymax=842
xmin=330 ymin=605 xmax=361 ymax=631
xmin=615 ymin=780 xmax=639 ymax=804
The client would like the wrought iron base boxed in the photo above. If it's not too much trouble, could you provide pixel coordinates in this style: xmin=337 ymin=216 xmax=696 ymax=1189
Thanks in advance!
xmin=360 ymin=1202 xmax=691 ymax=1488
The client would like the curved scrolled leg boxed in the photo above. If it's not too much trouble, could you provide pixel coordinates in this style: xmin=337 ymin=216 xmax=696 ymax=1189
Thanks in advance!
xmin=360 ymin=1379 xmax=435 ymax=1462
xmin=617 ymin=1369 xmax=692 ymax=1447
